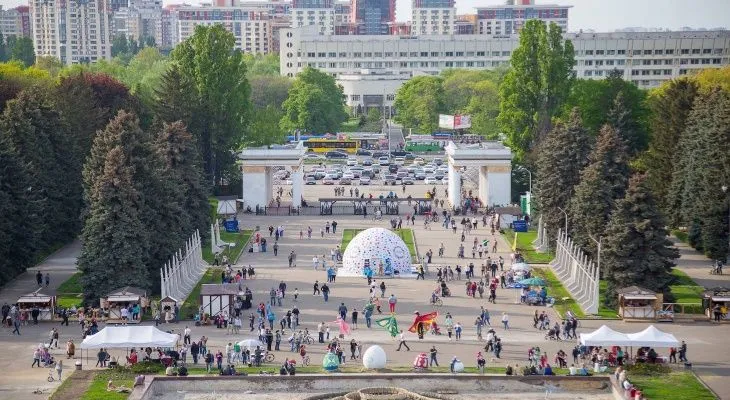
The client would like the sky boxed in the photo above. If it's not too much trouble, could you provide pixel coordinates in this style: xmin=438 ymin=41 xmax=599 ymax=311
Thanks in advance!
xmin=3 ymin=0 xmax=729 ymax=32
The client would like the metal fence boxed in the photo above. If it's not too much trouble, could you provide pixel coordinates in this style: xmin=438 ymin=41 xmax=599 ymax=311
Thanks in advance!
xmin=550 ymin=229 xmax=599 ymax=315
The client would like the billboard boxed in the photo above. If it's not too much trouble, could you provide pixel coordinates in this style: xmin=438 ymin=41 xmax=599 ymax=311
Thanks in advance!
xmin=438 ymin=114 xmax=471 ymax=130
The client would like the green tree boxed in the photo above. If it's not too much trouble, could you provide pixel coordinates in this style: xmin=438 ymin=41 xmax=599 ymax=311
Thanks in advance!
xmin=10 ymin=36 xmax=35 ymax=67
xmin=280 ymin=67 xmax=347 ymax=134
xmin=569 ymin=124 xmax=630 ymax=257
xmin=111 ymin=35 xmax=129 ymax=57
xmin=34 ymin=56 xmax=64 ymax=77
xmin=154 ymin=121 xmax=211 ymax=238
xmin=247 ymin=105 xmax=285 ymax=146
xmin=393 ymin=75 xmax=444 ymax=133
xmin=249 ymin=74 xmax=291 ymax=109
xmin=498 ymin=20 xmax=575 ymax=158
xmin=0 ymin=128 xmax=37 ymax=286
xmin=78 ymin=146 xmax=151 ymax=300
xmin=243 ymin=53 xmax=280 ymax=76
xmin=534 ymin=108 xmax=591 ymax=244
xmin=0 ymin=33 xmax=6 ymax=62
xmin=170 ymin=24 xmax=251 ymax=186
xmin=643 ymin=78 xmax=699 ymax=215
xmin=602 ymin=174 xmax=678 ymax=308
xmin=464 ymin=79 xmax=500 ymax=138
xmin=606 ymin=91 xmax=647 ymax=156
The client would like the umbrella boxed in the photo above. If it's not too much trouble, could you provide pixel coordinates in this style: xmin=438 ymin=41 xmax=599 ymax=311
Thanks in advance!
xmin=519 ymin=277 xmax=546 ymax=286
xmin=511 ymin=262 xmax=530 ymax=272
xmin=237 ymin=339 xmax=265 ymax=349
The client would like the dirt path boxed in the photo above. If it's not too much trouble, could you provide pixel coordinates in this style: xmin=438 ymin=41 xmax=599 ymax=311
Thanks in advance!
xmin=48 ymin=370 xmax=95 ymax=400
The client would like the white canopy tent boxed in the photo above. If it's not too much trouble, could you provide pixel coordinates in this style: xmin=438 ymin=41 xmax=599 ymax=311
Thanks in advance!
xmin=579 ymin=325 xmax=633 ymax=346
xmin=626 ymin=325 xmax=679 ymax=347
xmin=80 ymin=326 xmax=179 ymax=349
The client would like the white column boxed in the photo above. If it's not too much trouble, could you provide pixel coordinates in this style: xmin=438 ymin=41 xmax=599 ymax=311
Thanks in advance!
xmin=448 ymin=162 xmax=461 ymax=208
xmin=478 ymin=166 xmax=489 ymax=205
xmin=241 ymin=166 xmax=268 ymax=208
xmin=291 ymin=166 xmax=303 ymax=207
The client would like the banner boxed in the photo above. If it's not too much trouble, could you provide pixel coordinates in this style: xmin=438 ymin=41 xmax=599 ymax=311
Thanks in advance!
xmin=438 ymin=114 xmax=471 ymax=129
xmin=438 ymin=114 xmax=454 ymax=129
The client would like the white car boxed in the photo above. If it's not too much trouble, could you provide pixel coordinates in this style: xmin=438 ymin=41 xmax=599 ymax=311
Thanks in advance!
xmin=342 ymin=172 xmax=355 ymax=180
xmin=378 ymin=157 xmax=390 ymax=166
xmin=394 ymin=156 xmax=405 ymax=164
xmin=359 ymin=176 xmax=371 ymax=185
xmin=440 ymin=177 xmax=449 ymax=185
xmin=423 ymin=166 xmax=434 ymax=174
xmin=424 ymin=177 xmax=439 ymax=185
xmin=413 ymin=157 xmax=425 ymax=165
xmin=304 ymin=153 xmax=324 ymax=160
xmin=346 ymin=158 xmax=357 ymax=166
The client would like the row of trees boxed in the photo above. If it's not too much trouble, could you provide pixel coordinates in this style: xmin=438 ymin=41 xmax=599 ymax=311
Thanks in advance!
xmin=0 ymin=33 xmax=34 ymax=67
xmin=393 ymin=69 xmax=504 ymax=137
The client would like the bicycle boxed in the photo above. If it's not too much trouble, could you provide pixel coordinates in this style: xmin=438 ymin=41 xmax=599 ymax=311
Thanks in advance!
xmin=430 ymin=296 xmax=443 ymax=307
xmin=47 ymin=370 xmax=56 ymax=382
xmin=301 ymin=355 xmax=311 ymax=366
xmin=264 ymin=353 xmax=275 ymax=363
xmin=302 ymin=334 xmax=315 ymax=345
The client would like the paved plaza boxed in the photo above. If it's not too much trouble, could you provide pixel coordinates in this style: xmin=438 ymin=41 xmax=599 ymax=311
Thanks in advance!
xmin=1 ymin=184 xmax=730 ymax=399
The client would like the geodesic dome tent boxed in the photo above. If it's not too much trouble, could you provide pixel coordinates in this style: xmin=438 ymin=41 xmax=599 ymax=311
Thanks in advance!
xmin=340 ymin=228 xmax=413 ymax=277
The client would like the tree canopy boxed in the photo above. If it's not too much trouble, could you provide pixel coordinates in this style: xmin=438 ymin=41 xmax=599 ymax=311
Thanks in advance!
xmin=280 ymin=67 xmax=347 ymax=134
xmin=393 ymin=75 xmax=445 ymax=134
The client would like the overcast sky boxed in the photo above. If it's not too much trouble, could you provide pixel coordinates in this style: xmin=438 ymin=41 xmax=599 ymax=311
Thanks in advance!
xmin=4 ymin=0 xmax=728 ymax=31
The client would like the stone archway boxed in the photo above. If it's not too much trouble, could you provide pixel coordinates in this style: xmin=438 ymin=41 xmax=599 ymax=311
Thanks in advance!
xmin=444 ymin=141 xmax=513 ymax=209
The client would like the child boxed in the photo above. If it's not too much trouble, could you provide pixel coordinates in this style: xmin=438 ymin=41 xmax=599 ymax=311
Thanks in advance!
xmin=294 ymin=288 xmax=299 ymax=302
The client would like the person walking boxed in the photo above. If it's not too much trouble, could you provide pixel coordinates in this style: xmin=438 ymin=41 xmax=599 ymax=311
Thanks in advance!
xmin=321 ymin=283 xmax=330 ymax=302
xmin=55 ymin=359 xmax=63 ymax=381
xmin=501 ymin=312 xmax=509 ymax=330
xmin=12 ymin=317 xmax=21 ymax=335
xmin=679 ymin=341 xmax=688 ymax=362
xmin=388 ymin=294 xmax=397 ymax=313
xmin=338 ymin=303 xmax=348 ymax=321
xmin=351 ymin=309 xmax=359 ymax=329
xmin=429 ymin=346 xmax=439 ymax=367
xmin=396 ymin=330 xmax=410 ymax=351
xmin=184 ymin=326 xmax=191 ymax=345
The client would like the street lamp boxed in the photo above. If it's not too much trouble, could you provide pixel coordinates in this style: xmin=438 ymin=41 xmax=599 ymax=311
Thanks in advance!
xmin=517 ymin=165 xmax=533 ymax=194
xmin=588 ymin=233 xmax=602 ymax=278
xmin=723 ymin=185 xmax=729 ymax=263
xmin=557 ymin=206 xmax=568 ymax=233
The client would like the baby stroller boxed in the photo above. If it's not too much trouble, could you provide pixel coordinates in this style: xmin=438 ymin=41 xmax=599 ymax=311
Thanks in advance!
xmin=545 ymin=327 xmax=560 ymax=341
xmin=429 ymin=321 xmax=442 ymax=335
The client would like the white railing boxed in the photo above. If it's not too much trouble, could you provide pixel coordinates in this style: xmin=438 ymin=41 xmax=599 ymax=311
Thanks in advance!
xmin=160 ymin=230 xmax=205 ymax=302
xmin=550 ymin=229 xmax=599 ymax=315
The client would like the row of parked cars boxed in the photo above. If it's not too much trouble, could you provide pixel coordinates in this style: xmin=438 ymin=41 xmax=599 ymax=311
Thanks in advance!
xmin=303 ymin=154 xmax=449 ymax=186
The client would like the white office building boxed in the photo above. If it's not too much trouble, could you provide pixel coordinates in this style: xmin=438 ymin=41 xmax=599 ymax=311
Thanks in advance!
xmin=176 ymin=6 xmax=272 ymax=54
xmin=291 ymin=0 xmax=335 ymax=35
xmin=337 ymin=69 xmax=412 ymax=115
xmin=281 ymin=26 xmax=730 ymax=90
xmin=31 ymin=0 xmax=112 ymax=65
xmin=411 ymin=0 xmax=455 ymax=36
xmin=476 ymin=0 xmax=570 ymax=38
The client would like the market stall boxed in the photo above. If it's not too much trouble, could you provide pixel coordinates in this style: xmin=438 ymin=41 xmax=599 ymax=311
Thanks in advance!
xmin=80 ymin=326 xmax=179 ymax=368
xmin=199 ymin=284 xmax=239 ymax=317
xmin=617 ymin=286 xmax=662 ymax=321
xmin=17 ymin=291 xmax=56 ymax=322
xmin=702 ymin=288 xmax=730 ymax=322
xmin=579 ymin=325 xmax=633 ymax=347
xmin=100 ymin=287 xmax=148 ymax=323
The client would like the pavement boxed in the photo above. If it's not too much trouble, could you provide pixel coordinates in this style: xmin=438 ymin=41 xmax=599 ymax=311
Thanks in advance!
xmin=1 ymin=184 xmax=729 ymax=400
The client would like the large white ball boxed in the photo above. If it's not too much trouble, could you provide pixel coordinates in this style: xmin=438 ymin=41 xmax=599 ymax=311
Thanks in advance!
xmin=341 ymin=228 xmax=413 ymax=277
xmin=362 ymin=345 xmax=387 ymax=369
xmin=453 ymin=361 xmax=464 ymax=372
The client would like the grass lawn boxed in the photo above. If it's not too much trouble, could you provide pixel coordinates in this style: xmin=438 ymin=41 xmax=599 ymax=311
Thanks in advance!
xmin=668 ymin=269 xmax=704 ymax=314
xmin=631 ymin=372 xmax=716 ymax=400
xmin=341 ymin=228 xmax=418 ymax=262
xmin=179 ymin=268 xmax=221 ymax=319
xmin=501 ymin=229 xmax=554 ymax=264
xmin=82 ymin=370 xmax=136 ymax=400
xmin=532 ymin=267 xmax=585 ymax=318
xmin=340 ymin=118 xmax=361 ymax=132
xmin=596 ymin=281 xmax=620 ymax=319
xmin=201 ymin=230 xmax=253 ymax=265
xmin=56 ymin=272 xmax=84 ymax=308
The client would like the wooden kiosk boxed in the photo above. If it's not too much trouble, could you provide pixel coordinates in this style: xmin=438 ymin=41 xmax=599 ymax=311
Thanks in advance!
xmin=100 ymin=286 xmax=148 ymax=323
xmin=199 ymin=284 xmax=239 ymax=317
xmin=702 ymin=287 xmax=730 ymax=323
xmin=617 ymin=286 xmax=662 ymax=321
xmin=17 ymin=291 xmax=56 ymax=321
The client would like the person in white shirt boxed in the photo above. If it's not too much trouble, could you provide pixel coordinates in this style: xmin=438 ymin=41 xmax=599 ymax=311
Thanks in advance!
xmin=120 ymin=307 xmax=129 ymax=325
xmin=184 ymin=326 xmax=192 ymax=345
xmin=313 ymin=256 xmax=319 ymax=270
xmin=396 ymin=330 xmax=410 ymax=351
xmin=501 ymin=312 xmax=509 ymax=330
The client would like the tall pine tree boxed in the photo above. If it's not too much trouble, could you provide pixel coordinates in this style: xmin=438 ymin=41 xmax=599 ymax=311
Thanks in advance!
xmin=606 ymin=91 xmax=646 ymax=156
xmin=78 ymin=146 xmax=151 ymax=300
xmin=534 ymin=108 xmax=590 ymax=244
xmin=602 ymin=174 xmax=678 ymax=308
xmin=570 ymin=124 xmax=630 ymax=257
xmin=644 ymin=78 xmax=699 ymax=216
xmin=155 ymin=121 xmax=211 ymax=241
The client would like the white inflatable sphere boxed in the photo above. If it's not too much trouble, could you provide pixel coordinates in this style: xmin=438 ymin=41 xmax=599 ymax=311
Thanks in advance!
xmin=362 ymin=345 xmax=387 ymax=369
xmin=453 ymin=361 xmax=464 ymax=372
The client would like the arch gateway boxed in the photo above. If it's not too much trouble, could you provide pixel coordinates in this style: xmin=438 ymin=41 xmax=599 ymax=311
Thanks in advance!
xmin=445 ymin=141 xmax=513 ymax=208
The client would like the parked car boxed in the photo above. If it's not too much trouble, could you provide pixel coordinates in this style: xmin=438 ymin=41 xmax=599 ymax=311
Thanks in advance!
xmin=396 ymin=171 xmax=409 ymax=179
xmin=326 ymin=151 xmax=348 ymax=159
xmin=342 ymin=172 xmax=355 ymax=180
xmin=434 ymin=158 xmax=444 ymax=165
xmin=413 ymin=157 xmax=425 ymax=165
xmin=404 ymin=153 xmax=415 ymax=160
xmin=441 ymin=177 xmax=449 ymax=185
xmin=362 ymin=158 xmax=373 ymax=166
xmin=388 ymin=164 xmax=399 ymax=173
xmin=346 ymin=157 xmax=358 ymax=166
xmin=384 ymin=174 xmax=397 ymax=185
xmin=372 ymin=151 xmax=389 ymax=158
xmin=304 ymin=153 xmax=325 ymax=160
xmin=414 ymin=171 xmax=426 ymax=180
xmin=359 ymin=176 xmax=371 ymax=185
xmin=339 ymin=177 xmax=352 ymax=185
xmin=394 ymin=156 xmax=405 ymax=164
xmin=371 ymin=165 xmax=381 ymax=174
xmin=402 ymin=177 xmax=415 ymax=185
xmin=305 ymin=176 xmax=316 ymax=185
xmin=322 ymin=177 xmax=336 ymax=185
xmin=378 ymin=157 xmax=390 ymax=166
xmin=356 ymin=149 xmax=372 ymax=156
xmin=424 ymin=177 xmax=439 ymax=185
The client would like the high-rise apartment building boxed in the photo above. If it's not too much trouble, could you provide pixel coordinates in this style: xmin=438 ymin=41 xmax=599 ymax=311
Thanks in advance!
xmin=31 ymin=0 xmax=112 ymax=65
xmin=411 ymin=0 xmax=455 ymax=36
xmin=351 ymin=0 xmax=394 ymax=35
xmin=1 ymin=6 xmax=32 ymax=38
xmin=291 ymin=0 xmax=335 ymax=35
xmin=476 ymin=0 xmax=570 ymax=37
xmin=113 ymin=0 xmax=163 ymax=45
xmin=177 ymin=6 xmax=272 ymax=54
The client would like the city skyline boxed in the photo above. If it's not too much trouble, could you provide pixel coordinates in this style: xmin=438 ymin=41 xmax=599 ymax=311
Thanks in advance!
xmin=4 ymin=0 xmax=730 ymax=32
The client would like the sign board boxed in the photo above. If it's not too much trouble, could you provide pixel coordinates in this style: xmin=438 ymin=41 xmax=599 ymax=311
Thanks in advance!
xmin=223 ymin=220 xmax=239 ymax=233
xmin=513 ymin=220 xmax=528 ymax=232
xmin=438 ymin=114 xmax=471 ymax=130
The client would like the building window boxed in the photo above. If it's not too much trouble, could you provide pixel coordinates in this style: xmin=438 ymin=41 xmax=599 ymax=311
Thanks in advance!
xmin=632 ymin=50 xmax=642 ymax=56
xmin=584 ymin=60 xmax=593 ymax=66
xmin=364 ymin=52 xmax=372 ymax=57
xmin=385 ymin=52 xmax=393 ymax=57
xmin=399 ymin=52 xmax=407 ymax=57
xmin=607 ymin=50 xmax=615 ymax=55
xmin=584 ymin=70 xmax=593 ymax=76
xmin=654 ymin=49 xmax=663 ymax=55
xmin=353 ymin=52 xmax=361 ymax=57
xmin=431 ymin=52 xmax=439 ymax=57
xmin=492 ymin=51 xmax=500 ymax=56
xmin=318 ymin=52 xmax=326 ymax=57
xmin=386 ymin=94 xmax=395 ymax=101
xmin=350 ymin=95 xmax=360 ymax=101
xmin=666 ymin=49 xmax=674 ymax=55
xmin=713 ymin=58 xmax=722 ymax=64
xmin=585 ymin=50 xmax=593 ymax=55
xmin=374 ymin=52 xmax=382 ymax=57
xmin=595 ymin=50 xmax=604 ymax=55
xmin=328 ymin=52 xmax=336 ymax=57
xmin=681 ymin=49 xmax=690 ymax=54
xmin=692 ymin=49 xmax=700 ymax=54
xmin=476 ymin=51 xmax=485 ymax=56
xmin=664 ymin=59 xmax=673 ymax=65
xmin=420 ymin=52 xmax=428 ymax=57
xmin=664 ymin=69 xmax=672 ymax=75
xmin=631 ymin=70 xmax=640 ymax=76
xmin=410 ymin=52 xmax=418 ymax=57
xmin=643 ymin=50 xmax=652 ymax=55
xmin=617 ymin=49 xmax=626 ymax=55
xmin=307 ymin=52 xmax=315 ymax=57
xmin=339 ymin=52 xmax=347 ymax=57
xmin=501 ymin=51 xmax=510 ymax=57
xmin=455 ymin=51 xmax=464 ymax=57
xmin=445 ymin=51 xmax=453 ymax=57
xmin=703 ymin=48 xmax=711 ymax=54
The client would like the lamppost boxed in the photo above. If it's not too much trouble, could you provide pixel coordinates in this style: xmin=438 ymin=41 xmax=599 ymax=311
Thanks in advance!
xmin=722 ymin=185 xmax=730 ymax=262
xmin=588 ymin=233 xmax=603 ymax=278
xmin=517 ymin=165 xmax=533 ymax=195
xmin=557 ymin=207 xmax=568 ymax=233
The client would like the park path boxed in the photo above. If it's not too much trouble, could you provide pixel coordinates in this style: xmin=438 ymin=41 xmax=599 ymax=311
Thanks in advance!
xmin=670 ymin=237 xmax=730 ymax=289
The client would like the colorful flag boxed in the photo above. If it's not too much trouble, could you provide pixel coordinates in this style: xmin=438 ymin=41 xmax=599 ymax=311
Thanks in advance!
xmin=375 ymin=315 xmax=399 ymax=337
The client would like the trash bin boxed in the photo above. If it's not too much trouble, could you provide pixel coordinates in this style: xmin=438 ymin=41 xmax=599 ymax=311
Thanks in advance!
xmin=75 ymin=361 xmax=82 ymax=371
